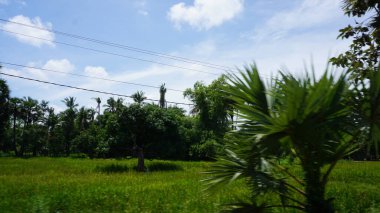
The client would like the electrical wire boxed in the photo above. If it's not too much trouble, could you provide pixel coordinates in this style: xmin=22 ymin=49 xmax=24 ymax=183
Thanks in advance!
xmin=0 ymin=71 xmax=193 ymax=106
xmin=0 ymin=28 xmax=221 ymax=76
xmin=0 ymin=61 xmax=185 ymax=92
xmin=0 ymin=18 xmax=232 ymax=71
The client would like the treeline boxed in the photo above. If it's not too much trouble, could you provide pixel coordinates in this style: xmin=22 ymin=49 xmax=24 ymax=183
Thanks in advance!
xmin=0 ymin=76 xmax=232 ymax=162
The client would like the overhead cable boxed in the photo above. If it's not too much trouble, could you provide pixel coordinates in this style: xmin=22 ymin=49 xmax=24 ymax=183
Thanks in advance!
xmin=0 ymin=61 xmax=185 ymax=92
xmin=0 ymin=28 xmax=221 ymax=76
xmin=0 ymin=71 xmax=193 ymax=106
xmin=0 ymin=18 xmax=232 ymax=71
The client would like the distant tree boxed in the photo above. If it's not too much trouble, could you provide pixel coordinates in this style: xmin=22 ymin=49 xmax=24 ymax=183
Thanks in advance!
xmin=73 ymin=124 xmax=108 ymax=158
xmin=76 ymin=107 xmax=91 ymax=131
xmin=9 ymin=97 xmax=21 ymax=156
xmin=104 ymin=97 xmax=117 ymax=113
xmin=131 ymin=91 xmax=146 ymax=104
xmin=0 ymin=78 xmax=10 ymax=151
xmin=331 ymin=0 xmax=380 ymax=159
xmin=115 ymin=98 xmax=124 ymax=112
xmin=184 ymin=76 xmax=233 ymax=137
xmin=20 ymin=97 xmax=41 ymax=156
xmin=45 ymin=107 xmax=58 ymax=156
xmin=159 ymin=83 xmax=167 ymax=108
xmin=93 ymin=97 xmax=101 ymax=116
xmin=120 ymin=104 xmax=149 ymax=171
xmin=61 ymin=97 xmax=78 ymax=156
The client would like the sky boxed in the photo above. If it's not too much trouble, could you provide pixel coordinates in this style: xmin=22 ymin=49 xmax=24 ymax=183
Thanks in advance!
xmin=0 ymin=0 xmax=353 ymax=112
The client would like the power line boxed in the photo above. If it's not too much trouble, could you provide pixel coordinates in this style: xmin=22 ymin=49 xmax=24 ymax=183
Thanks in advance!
xmin=0 ymin=71 xmax=193 ymax=106
xmin=0 ymin=28 xmax=221 ymax=76
xmin=0 ymin=61 xmax=185 ymax=93
xmin=0 ymin=18 xmax=232 ymax=71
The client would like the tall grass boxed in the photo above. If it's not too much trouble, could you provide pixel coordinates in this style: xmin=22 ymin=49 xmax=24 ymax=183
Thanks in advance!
xmin=0 ymin=158 xmax=379 ymax=212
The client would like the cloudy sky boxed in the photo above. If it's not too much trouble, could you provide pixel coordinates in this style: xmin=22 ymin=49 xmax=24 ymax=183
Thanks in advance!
xmin=0 ymin=0 xmax=352 ymax=112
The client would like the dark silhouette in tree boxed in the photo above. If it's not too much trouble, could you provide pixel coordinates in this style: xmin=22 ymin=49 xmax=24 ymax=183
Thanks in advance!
xmin=0 ymin=78 xmax=10 ymax=151
xmin=9 ymin=97 xmax=21 ymax=156
xmin=159 ymin=83 xmax=167 ymax=108
xmin=93 ymin=97 xmax=101 ymax=116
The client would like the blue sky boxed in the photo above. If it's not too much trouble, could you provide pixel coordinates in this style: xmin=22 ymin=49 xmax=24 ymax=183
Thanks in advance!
xmin=0 ymin=0 xmax=352 ymax=111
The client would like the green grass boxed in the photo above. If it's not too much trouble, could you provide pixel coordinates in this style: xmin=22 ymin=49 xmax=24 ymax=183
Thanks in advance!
xmin=0 ymin=158 xmax=379 ymax=212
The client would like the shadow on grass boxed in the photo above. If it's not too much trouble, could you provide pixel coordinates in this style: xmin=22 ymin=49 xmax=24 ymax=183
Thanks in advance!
xmin=97 ymin=162 xmax=183 ymax=173
xmin=96 ymin=164 xmax=129 ymax=174
xmin=144 ymin=162 xmax=183 ymax=172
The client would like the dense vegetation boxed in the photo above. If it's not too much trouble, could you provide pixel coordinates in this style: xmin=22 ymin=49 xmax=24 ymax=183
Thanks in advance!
xmin=0 ymin=158 xmax=379 ymax=213
xmin=0 ymin=76 xmax=233 ymax=165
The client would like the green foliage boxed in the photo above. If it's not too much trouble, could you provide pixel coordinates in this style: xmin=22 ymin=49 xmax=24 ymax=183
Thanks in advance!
xmin=0 ymin=78 xmax=233 ymax=161
xmin=73 ymin=124 xmax=108 ymax=158
xmin=184 ymin=76 xmax=233 ymax=137
xmin=329 ymin=1 xmax=380 ymax=160
xmin=330 ymin=1 xmax=380 ymax=81
xmin=206 ymin=65 xmax=358 ymax=212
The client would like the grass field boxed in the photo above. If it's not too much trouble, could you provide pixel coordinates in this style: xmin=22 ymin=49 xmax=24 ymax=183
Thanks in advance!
xmin=0 ymin=158 xmax=379 ymax=212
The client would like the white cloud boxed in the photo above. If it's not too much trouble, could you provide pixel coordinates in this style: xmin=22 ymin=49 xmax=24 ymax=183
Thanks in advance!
xmin=168 ymin=0 xmax=244 ymax=30
xmin=22 ymin=59 xmax=75 ymax=81
xmin=84 ymin=66 xmax=108 ymax=78
xmin=43 ymin=59 xmax=75 ymax=74
xmin=135 ymin=0 xmax=149 ymax=16
xmin=252 ymin=0 xmax=342 ymax=40
xmin=2 ymin=15 xmax=55 ymax=47
xmin=138 ymin=10 xmax=149 ymax=16
xmin=1 ymin=67 xmax=20 ymax=76
xmin=0 ymin=0 xmax=26 ymax=5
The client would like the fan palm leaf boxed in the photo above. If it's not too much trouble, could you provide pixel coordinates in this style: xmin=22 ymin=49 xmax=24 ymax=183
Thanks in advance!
xmin=205 ymin=64 xmax=357 ymax=213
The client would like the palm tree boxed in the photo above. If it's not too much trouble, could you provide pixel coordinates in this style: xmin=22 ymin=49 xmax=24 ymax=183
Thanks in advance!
xmin=131 ymin=91 xmax=146 ymax=104
xmin=0 ymin=78 xmax=10 ymax=151
xmin=9 ymin=97 xmax=21 ymax=156
xmin=62 ymin=97 xmax=78 ymax=156
xmin=206 ymin=65 xmax=357 ymax=213
xmin=77 ymin=107 xmax=89 ymax=131
xmin=159 ymin=83 xmax=167 ymax=108
xmin=115 ymin=97 xmax=124 ymax=112
xmin=92 ymin=97 xmax=101 ymax=116
xmin=104 ymin=97 xmax=116 ymax=113
xmin=62 ymin=97 xmax=78 ymax=110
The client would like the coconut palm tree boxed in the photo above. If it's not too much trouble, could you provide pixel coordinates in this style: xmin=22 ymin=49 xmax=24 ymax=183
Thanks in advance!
xmin=104 ymin=97 xmax=116 ymax=113
xmin=62 ymin=97 xmax=78 ymax=156
xmin=159 ymin=83 xmax=167 ymax=108
xmin=205 ymin=65 xmax=357 ymax=213
xmin=115 ymin=97 xmax=124 ymax=112
xmin=92 ymin=97 xmax=101 ymax=116
xmin=131 ymin=91 xmax=146 ymax=104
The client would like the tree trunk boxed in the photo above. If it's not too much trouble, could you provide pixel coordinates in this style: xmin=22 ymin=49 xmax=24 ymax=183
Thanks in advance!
xmin=12 ymin=110 xmax=18 ymax=156
xmin=304 ymin=167 xmax=333 ymax=213
xmin=137 ymin=146 xmax=145 ymax=172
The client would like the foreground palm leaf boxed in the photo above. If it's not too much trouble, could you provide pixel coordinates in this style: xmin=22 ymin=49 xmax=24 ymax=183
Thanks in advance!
xmin=205 ymin=65 xmax=357 ymax=213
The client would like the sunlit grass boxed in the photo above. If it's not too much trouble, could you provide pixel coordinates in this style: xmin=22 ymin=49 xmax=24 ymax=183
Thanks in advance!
xmin=0 ymin=158 xmax=379 ymax=212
